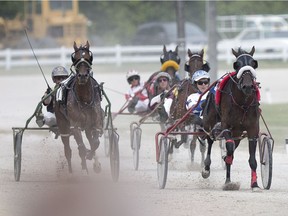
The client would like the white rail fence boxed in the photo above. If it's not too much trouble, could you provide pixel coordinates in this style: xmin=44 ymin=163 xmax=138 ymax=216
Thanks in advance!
xmin=1 ymin=43 xmax=288 ymax=70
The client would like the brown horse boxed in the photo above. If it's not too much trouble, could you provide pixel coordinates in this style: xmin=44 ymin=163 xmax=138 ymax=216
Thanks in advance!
xmin=169 ymin=48 xmax=209 ymax=123
xmin=54 ymin=41 xmax=103 ymax=174
xmin=169 ymin=48 xmax=209 ymax=164
xmin=201 ymin=46 xmax=261 ymax=191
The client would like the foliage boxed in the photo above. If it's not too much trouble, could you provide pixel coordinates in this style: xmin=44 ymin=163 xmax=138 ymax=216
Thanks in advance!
xmin=1 ymin=1 xmax=288 ymax=45
xmin=217 ymin=1 xmax=288 ymax=15
xmin=0 ymin=1 xmax=24 ymax=19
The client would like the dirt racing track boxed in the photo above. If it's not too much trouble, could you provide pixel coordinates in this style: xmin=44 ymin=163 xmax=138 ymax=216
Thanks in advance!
xmin=0 ymin=68 xmax=288 ymax=216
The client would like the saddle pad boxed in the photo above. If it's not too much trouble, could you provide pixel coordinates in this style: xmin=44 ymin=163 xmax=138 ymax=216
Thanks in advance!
xmin=215 ymin=72 xmax=260 ymax=105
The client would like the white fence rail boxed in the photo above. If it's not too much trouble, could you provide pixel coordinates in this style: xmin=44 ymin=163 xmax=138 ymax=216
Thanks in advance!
xmin=0 ymin=43 xmax=288 ymax=70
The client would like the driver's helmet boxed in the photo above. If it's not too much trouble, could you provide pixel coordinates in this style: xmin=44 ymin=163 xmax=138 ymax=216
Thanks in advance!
xmin=126 ymin=69 xmax=140 ymax=84
xmin=192 ymin=70 xmax=210 ymax=83
xmin=51 ymin=66 xmax=69 ymax=82
xmin=155 ymin=72 xmax=172 ymax=84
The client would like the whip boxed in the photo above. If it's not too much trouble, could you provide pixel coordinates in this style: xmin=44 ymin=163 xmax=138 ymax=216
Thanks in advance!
xmin=24 ymin=28 xmax=51 ymax=89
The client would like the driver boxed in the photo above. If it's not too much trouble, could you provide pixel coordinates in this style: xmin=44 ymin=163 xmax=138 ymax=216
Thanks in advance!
xmin=186 ymin=69 xmax=215 ymax=125
xmin=35 ymin=66 xmax=69 ymax=128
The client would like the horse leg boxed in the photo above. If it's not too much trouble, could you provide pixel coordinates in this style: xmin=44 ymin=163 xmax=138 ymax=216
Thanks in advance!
xmin=199 ymin=138 xmax=206 ymax=167
xmin=85 ymin=129 xmax=101 ymax=173
xmin=85 ymin=128 xmax=100 ymax=159
xmin=60 ymin=136 xmax=72 ymax=173
xmin=221 ymin=130 xmax=242 ymax=190
xmin=248 ymin=137 xmax=260 ymax=190
xmin=72 ymin=127 xmax=88 ymax=172
xmin=201 ymin=136 xmax=213 ymax=178
xmin=223 ymin=130 xmax=235 ymax=184
xmin=189 ymin=135 xmax=197 ymax=163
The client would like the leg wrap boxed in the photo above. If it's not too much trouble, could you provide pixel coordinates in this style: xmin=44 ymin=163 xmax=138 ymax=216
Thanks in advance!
xmin=225 ymin=155 xmax=233 ymax=165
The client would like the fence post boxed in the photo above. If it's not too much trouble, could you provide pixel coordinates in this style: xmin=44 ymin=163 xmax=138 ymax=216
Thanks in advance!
xmin=115 ymin=44 xmax=121 ymax=66
xmin=5 ymin=48 xmax=11 ymax=70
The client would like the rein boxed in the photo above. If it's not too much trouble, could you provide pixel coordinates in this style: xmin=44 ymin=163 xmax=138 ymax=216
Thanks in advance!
xmin=72 ymin=75 xmax=98 ymax=112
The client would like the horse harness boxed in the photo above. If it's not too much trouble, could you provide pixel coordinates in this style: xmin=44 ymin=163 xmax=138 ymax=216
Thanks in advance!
xmin=220 ymin=73 xmax=259 ymax=125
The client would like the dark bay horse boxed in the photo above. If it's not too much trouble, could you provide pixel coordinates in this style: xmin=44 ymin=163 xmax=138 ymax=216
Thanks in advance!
xmin=202 ymin=46 xmax=261 ymax=191
xmin=54 ymin=41 xmax=103 ymax=174
xmin=160 ymin=45 xmax=181 ymax=85
xmin=169 ymin=49 xmax=210 ymax=164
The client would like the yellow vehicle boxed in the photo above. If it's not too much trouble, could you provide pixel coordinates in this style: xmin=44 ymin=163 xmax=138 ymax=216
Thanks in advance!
xmin=0 ymin=0 xmax=88 ymax=48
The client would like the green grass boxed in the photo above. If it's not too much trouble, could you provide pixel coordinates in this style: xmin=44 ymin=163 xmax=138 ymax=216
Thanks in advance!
xmin=259 ymin=103 xmax=288 ymax=151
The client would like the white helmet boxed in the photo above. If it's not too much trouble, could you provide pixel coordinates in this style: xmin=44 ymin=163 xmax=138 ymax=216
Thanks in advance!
xmin=155 ymin=71 xmax=172 ymax=82
xmin=192 ymin=70 xmax=210 ymax=83
xmin=52 ymin=66 xmax=69 ymax=78
xmin=126 ymin=69 xmax=140 ymax=82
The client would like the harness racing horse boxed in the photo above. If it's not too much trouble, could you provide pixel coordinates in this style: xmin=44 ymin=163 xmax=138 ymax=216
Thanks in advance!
xmin=54 ymin=41 xmax=103 ymax=174
xmin=160 ymin=45 xmax=181 ymax=85
xmin=146 ymin=45 xmax=181 ymax=101
xmin=169 ymin=48 xmax=209 ymax=165
xmin=202 ymin=46 xmax=261 ymax=191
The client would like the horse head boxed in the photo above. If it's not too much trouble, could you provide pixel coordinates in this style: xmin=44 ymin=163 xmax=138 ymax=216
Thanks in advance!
xmin=185 ymin=49 xmax=210 ymax=77
xmin=232 ymin=46 xmax=258 ymax=95
xmin=160 ymin=45 xmax=180 ymax=79
xmin=71 ymin=41 xmax=93 ymax=85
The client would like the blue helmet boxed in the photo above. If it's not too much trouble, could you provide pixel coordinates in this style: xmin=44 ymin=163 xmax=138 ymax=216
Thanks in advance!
xmin=192 ymin=70 xmax=210 ymax=83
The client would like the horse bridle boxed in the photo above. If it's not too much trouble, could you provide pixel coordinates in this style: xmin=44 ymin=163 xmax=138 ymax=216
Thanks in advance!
xmin=231 ymin=54 xmax=258 ymax=91
xmin=184 ymin=54 xmax=210 ymax=72
xmin=160 ymin=51 xmax=181 ymax=64
xmin=71 ymin=46 xmax=93 ymax=66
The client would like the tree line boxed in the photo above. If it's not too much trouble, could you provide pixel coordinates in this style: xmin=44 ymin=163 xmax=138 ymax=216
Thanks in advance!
xmin=1 ymin=1 xmax=288 ymax=45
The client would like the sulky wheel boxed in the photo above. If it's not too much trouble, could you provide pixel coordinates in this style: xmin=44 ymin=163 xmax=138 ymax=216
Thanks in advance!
xmin=14 ymin=131 xmax=23 ymax=181
xmin=110 ymin=130 xmax=120 ymax=182
xmin=132 ymin=127 xmax=142 ymax=171
xmin=260 ymin=136 xmax=273 ymax=190
xmin=157 ymin=136 xmax=169 ymax=189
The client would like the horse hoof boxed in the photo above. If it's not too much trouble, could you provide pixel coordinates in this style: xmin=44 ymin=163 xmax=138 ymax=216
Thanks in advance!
xmin=252 ymin=186 xmax=262 ymax=192
xmin=81 ymin=169 xmax=89 ymax=176
xmin=201 ymin=168 xmax=210 ymax=179
xmin=93 ymin=161 xmax=101 ymax=173
xmin=222 ymin=182 xmax=240 ymax=191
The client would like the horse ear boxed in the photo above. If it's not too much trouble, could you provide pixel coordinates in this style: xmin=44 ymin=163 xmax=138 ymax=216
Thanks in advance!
xmin=188 ymin=49 xmax=192 ymax=57
xmin=73 ymin=41 xmax=78 ymax=50
xmin=199 ymin=49 xmax=204 ymax=57
xmin=163 ymin=45 xmax=167 ymax=53
xmin=86 ymin=41 xmax=90 ymax=49
xmin=175 ymin=45 xmax=178 ymax=54
xmin=232 ymin=48 xmax=238 ymax=57
xmin=250 ymin=46 xmax=255 ymax=56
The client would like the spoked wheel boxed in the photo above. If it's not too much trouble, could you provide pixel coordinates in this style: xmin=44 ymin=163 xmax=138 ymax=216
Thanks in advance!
xmin=219 ymin=139 xmax=226 ymax=169
xmin=132 ymin=127 xmax=142 ymax=171
xmin=110 ymin=130 xmax=120 ymax=182
xmin=157 ymin=136 xmax=169 ymax=189
xmin=14 ymin=131 xmax=23 ymax=181
xmin=260 ymin=136 xmax=273 ymax=189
